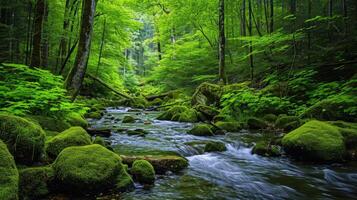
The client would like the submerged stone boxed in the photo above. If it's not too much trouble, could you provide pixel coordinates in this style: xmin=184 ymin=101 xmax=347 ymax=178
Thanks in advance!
xmin=122 ymin=115 xmax=136 ymax=123
xmin=188 ymin=124 xmax=214 ymax=136
xmin=252 ymin=141 xmax=281 ymax=157
xmin=204 ymin=141 xmax=227 ymax=152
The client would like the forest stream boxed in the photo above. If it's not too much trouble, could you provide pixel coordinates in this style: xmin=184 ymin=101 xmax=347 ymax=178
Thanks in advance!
xmin=87 ymin=107 xmax=357 ymax=200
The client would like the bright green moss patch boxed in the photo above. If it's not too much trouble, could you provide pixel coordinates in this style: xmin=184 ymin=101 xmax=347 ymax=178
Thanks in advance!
xmin=0 ymin=139 xmax=19 ymax=200
xmin=188 ymin=124 xmax=214 ymax=136
xmin=130 ymin=160 xmax=155 ymax=184
xmin=214 ymin=121 xmax=242 ymax=132
xmin=282 ymin=120 xmax=345 ymax=162
xmin=46 ymin=126 xmax=92 ymax=159
xmin=93 ymin=136 xmax=106 ymax=147
xmin=19 ymin=166 xmax=54 ymax=199
xmin=53 ymin=144 xmax=124 ymax=194
xmin=115 ymin=166 xmax=134 ymax=192
xmin=157 ymin=106 xmax=199 ymax=122
xmin=122 ymin=115 xmax=136 ymax=123
xmin=0 ymin=113 xmax=46 ymax=163
xmin=65 ymin=113 xmax=88 ymax=129
xmin=26 ymin=115 xmax=71 ymax=132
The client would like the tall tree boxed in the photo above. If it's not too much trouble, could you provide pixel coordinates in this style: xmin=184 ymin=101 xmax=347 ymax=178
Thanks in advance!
xmin=218 ymin=0 xmax=227 ymax=84
xmin=65 ymin=0 xmax=96 ymax=100
xmin=30 ymin=0 xmax=46 ymax=68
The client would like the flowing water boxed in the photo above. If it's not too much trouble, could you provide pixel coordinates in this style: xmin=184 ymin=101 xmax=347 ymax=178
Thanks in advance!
xmin=89 ymin=107 xmax=357 ymax=200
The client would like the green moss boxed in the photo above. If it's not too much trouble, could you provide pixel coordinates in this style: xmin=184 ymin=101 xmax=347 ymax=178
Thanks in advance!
xmin=192 ymin=82 xmax=222 ymax=106
xmin=263 ymin=114 xmax=278 ymax=123
xmin=115 ymin=166 xmax=134 ymax=192
xmin=45 ymin=126 xmax=92 ymax=159
xmin=65 ymin=113 xmax=88 ymax=129
xmin=130 ymin=160 xmax=155 ymax=184
xmin=93 ymin=136 xmax=106 ymax=147
xmin=85 ymin=111 xmax=103 ymax=119
xmin=282 ymin=120 xmax=345 ymax=162
xmin=328 ymin=121 xmax=357 ymax=149
xmin=157 ymin=106 xmax=199 ymax=122
xmin=19 ymin=166 xmax=54 ymax=199
xmin=214 ymin=121 xmax=242 ymax=132
xmin=0 ymin=114 xmax=46 ymax=163
xmin=247 ymin=117 xmax=269 ymax=130
xmin=252 ymin=141 xmax=281 ymax=157
xmin=0 ymin=139 xmax=19 ymax=200
xmin=188 ymin=124 xmax=214 ymax=136
xmin=26 ymin=115 xmax=71 ymax=132
xmin=122 ymin=115 xmax=136 ymax=123
xmin=275 ymin=116 xmax=301 ymax=131
xmin=194 ymin=105 xmax=220 ymax=120
xmin=52 ymin=144 xmax=124 ymax=193
xmin=204 ymin=141 xmax=227 ymax=152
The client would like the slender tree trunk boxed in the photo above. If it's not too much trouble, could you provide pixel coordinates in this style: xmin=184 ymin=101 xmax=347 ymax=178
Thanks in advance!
xmin=30 ymin=0 xmax=45 ymax=68
xmin=25 ymin=1 xmax=33 ymax=65
xmin=218 ymin=0 xmax=227 ymax=84
xmin=270 ymin=0 xmax=274 ymax=33
xmin=95 ymin=17 xmax=106 ymax=77
xmin=264 ymin=0 xmax=269 ymax=33
xmin=242 ymin=0 xmax=247 ymax=36
xmin=307 ymin=0 xmax=312 ymax=64
xmin=248 ymin=0 xmax=254 ymax=81
xmin=65 ymin=0 xmax=96 ymax=100
xmin=56 ymin=0 xmax=71 ymax=72
xmin=157 ymin=41 xmax=162 ymax=61
xmin=40 ymin=1 xmax=49 ymax=68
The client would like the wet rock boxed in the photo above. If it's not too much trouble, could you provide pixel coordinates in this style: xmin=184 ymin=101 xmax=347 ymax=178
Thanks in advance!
xmin=0 ymin=114 xmax=46 ymax=163
xmin=247 ymin=117 xmax=269 ymax=130
xmin=188 ymin=124 xmax=214 ymax=136
xmin=46 ymin=127 xmax=92 ymax=159
xmin=282 ymin=120 xmax=345 ymax=162
xmin=127 ymin=129 xmax=149 ymax=137
xmin=122 ymin=115 xmax=136 ymax=123
xmin=157 ymin=105 xmax=199 ymax=123
xmin=204 ymin=141 xmax=227 ymax=152
xmin=52 ymin=144 xmax=133 ymax=194
xmin=191 ymin=82 xmax=222 ymax=106
xmin=86 ymin=127 xmax=112 ymax=137
xmin=275 ymin=116 xmax=302 ymax=131
xmin=194 ymin=105 xmax=220 ymax=120
xmin=130 ymin=160 xmax=155 ymax=184
xmin=252 ymin=141 xmax=281 ymax=157
xmin=85 ymin=111 xmax=103 ymax=119
xmin=0 ymin=139 xmax=19 ymax=200
xmin=214 ymin=121 xmax=242 ymax=132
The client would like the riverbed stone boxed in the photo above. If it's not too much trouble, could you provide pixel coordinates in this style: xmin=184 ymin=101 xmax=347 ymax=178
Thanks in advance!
xmin=123 ymin=115 xmax=136 ymax=123
xmin=252 ymin=141 xmax=281 ymax=157
xmin=45 ymin=126 xmax=92 ymax=159
xmin=52 ymin=144 xmax=131 ymax=194
xmin=0 ymin=113 xmax=46 ymax=163
xmin=130 ymin=160 xmax=155 ymax=184
xmin=282 ymin=120 xmax=345 ymax=162
xmin=0 ymin=139 xmax=19 ymax=200
xmin=157 ymin=106 xmax=199 ymax=123
xmin=214 ymin=121 xmax=242 ymax=132
xmin=204 ymin=141 xmax=227 ymax=152
xmin=188 ymin=124 xmax=214 ymax=136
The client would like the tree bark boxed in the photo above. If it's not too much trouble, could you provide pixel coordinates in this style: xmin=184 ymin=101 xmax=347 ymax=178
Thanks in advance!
xmin=218 ymin=0 xmax=227 ymax=84
xmin=65 ymin=0 xmax=96 ymax=100
xmin=30 ymin=0 xmax=46 ymax=68
xmin=95 ymin=17 xmax=106 ymax=77
xmin=248 ymin=0 xmax=254 ymax=81
xmin=270 ymin=0 xmax=274 ymax=33
xmin=25 ymin=1 xmax=33 ymax=65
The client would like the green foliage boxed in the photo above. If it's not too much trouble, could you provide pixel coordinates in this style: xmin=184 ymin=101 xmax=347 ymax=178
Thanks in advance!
xmin=0 ymin=64 xmax=87 ymax=117
xmin=0 ymin=139 xmax=19 ymax=200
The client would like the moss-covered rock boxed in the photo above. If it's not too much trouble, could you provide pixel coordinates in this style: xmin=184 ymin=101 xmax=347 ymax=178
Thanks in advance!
xmin=194 ymin=105 xmax=220 ymax=120
xmin=130 ymin=160 xmax=155 ymax=184
xmin=247 ymin=117 xmax=269 ymax=130
xmin=301 ymin=95 xmax=357 ymax=122
xmin=204 ymin=141 xmax=227 ymax=152
xmin=85 ymin=111 xmax=103 ymax=119
xmin=65 ymin=113 xmax=88 ymax=129
xmin=0 ymin=139 xmax=19 ymax=200
xmin=263 ymin=114 xmax=278 ymax=124
xmin=115 ymin=166 xmax=134 ymax=192
xmin=275 ymin=116 xmax=302 ymax=131
xmin=122 ymin=115 xmax=136 ymax=123
xmin=282 ymin=120 xmax=345 ymax=162
xmin=0 ymin=114 xmax=45 ymax=163
xmin=127 ymin=129 xmax=149 ymax=137
xmin=26 ymin=115 xmax=71 ymax=132
xmin=93 ymin=136 xmax=106 ymax=147
xmin=252 ymin=141 xmax=281 ymax=157
xmin=45 ymin=127 xmax=92 ymax=159
xmin=214 ymin=121 xmax=242 ymax=132
xmin=52 ymin=144 xmax=126 ymax=194
xmin=188 ymin=124 xmax=214 ymax=136
xmin=19 ymin=166 xmax=54 ymax=200
xmin=157 ymin=106 xmax=199 ymax=123
xmin=191 ymin=82 xmax=222 ymax=106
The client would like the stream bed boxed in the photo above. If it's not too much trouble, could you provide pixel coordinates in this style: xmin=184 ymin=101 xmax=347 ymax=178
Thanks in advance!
xmin=89 ymin=107 xmax=357 ymax=200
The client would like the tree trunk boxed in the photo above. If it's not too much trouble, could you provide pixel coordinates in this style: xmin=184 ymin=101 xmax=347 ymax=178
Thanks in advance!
xmin=96 ymin=17 xmax=106 ymax=77
xmin=270 ymin=0 xmax=274 ymax=33
xmin=65 ymin=0 xmax=96 ymax=100
xmin=248 ymin=0 xmax=254 ymax=81
xmin=40 ymin=1 xmax=49 ymax=68
xmin=218 ymin=0 xmax=227 ymax=84
xmin=30 ymin=0 xmax=45 ymax=68
xmin=25 ymin=1 xmax=33 ymax=65
xmin=56 ymin=0 xmax=71 ymax=72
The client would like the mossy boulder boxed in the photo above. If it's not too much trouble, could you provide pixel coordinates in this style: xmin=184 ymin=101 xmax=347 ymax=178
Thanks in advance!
xmin=214 ymin=121 xmax=242 ymax=132
xmin=52 ymin=144 xmax=129 ymax=194
xmin=0 ymin=114 xmax=46 ymax=163
xmin=122 ymin=115 xmax=136 ymax=123
xmin=45 ymin=127 xmax=92 ymax=159
xmin=65 ymin=113 xmax=88 ymax=129
xmin=204 ymin=141 xmax=227 ymax=152
xmin=130 ymin=160 xmax=155 ymax=184
xmin=93 ymin=136 xmax=106 ymax=147
xmin=275 ymin=116 xmax=302 ymax=131
xmin=157 ymin=106 xmax=199 ymax=123
xmin=0 ymin=139 xmax=19 ymax=200
xmin=191 ymin=82 xmax=222 ymax=106
xmin=262 ymin=114 xmax=278 ymax=124
xmin=26 ymin=115 xmax=71 ymax=132
xmin=19 ymin=166 xmax=54 ymax=200
xmin=115 ymin=166 xmax=134 ymax=192
xmin=194 ymin=105 xmax=220 ymax=120
xmin=282 ymin=120 xmax=346 ymax=162
xmin=301 ymin=95 xmax=357 ymax=122
xmin=252 ymin=141 xmax=281 ymax=157
xmin=85 ymin=111 xmax=103 ymax=119
xmin=188 ymin=124 xmax=214 ymax=136
xmin=247 ymin=117 xmax=269 ymax=130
